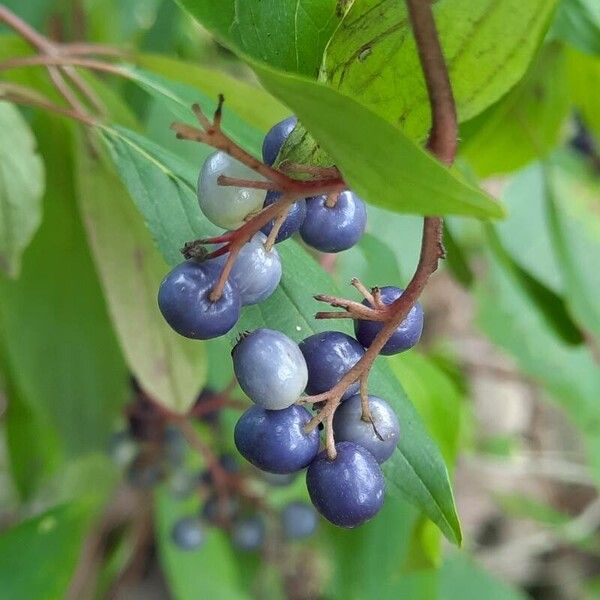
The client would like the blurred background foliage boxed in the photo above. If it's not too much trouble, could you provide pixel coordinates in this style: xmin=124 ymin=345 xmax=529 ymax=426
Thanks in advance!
xmin=0 ymin=0 xmax=599 ymax=598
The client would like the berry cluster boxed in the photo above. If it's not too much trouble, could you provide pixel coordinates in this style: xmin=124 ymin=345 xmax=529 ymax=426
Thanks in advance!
xmin=158 ymin=117 xmax=367 ymax=341
xmin=109 ymin=382 xmax=319 ymax=553
xmin=157 ymin=116 xmax=425 ymax=529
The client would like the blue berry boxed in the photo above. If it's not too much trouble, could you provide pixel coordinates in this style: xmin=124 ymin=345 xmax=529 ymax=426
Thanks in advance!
xmin=198 ymin=151 xmax=266 ymax=229
xmin=260 ymin=191 xmax=307 ymax=243
xmin=234 ymin=405 xmax=320 ymax=473
xmin=299 ymin=331 xmax=364 ymax=400
xmin=262 ymin=116 xmax=297 ymax=166
xmin=233 ymin=329 xmax=308 ymax=410
xmin=107 ymin=430 xmax=136 ymax=467
xmin=168 ymin=469 xmax=198 ymax=500
xmin=281 ymin=501 xmax=318 ymax=540
xmin=354 ymin=287 xmax=423 ymax=355
xmin=231 ymin=516 xmax=266 ymax=551
xmin=300 ymin=191 xmax=367 ymax=253
xmin=227 ymin=232 xmax=281 ymax=305
xmin=332 ymin=395 xmax=399 ymax=464
xmin=171 ymin=516 xmax=205 ymax=551
xmin=306 ymin=441 xmax=385 ymax=528
xmin=158 ymin=260 xmax=240 ymax=340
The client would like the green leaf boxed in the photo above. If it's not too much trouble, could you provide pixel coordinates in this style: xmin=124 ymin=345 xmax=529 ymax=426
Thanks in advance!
xmin=390 ymin=352 xmax=462 ymax=467
xmin=322 ymin=0 xmax=558 ymax=141
xmin=0 ymin=116 xmax=128 ymax=456
xmin=0 ymin=503 xmax=94 ymax=600
xmin=566 ymin=47 xmax=600 ymax=138
xmin=460 ymin=44 xmax=570 ymax=177
xmin=0 ymin=102 xmax=44 ymax=277
xmin=155 ymin=488 xmax=248 ymax=600
xmin=173 ymin=4 xmax=504 ymax=219
xmin=552 ymin=0 xmax=600 ymax=56
xmin=476 ymin=230 xmax=600 ymax=483
xmin=74 ymin=133 xmax=206 ymax=414
xmin=135 ymin=53 xmax=290 ymax=131
xmin=175 ymin=0 xmax=349 ymax=76
xmin=544 ymin=151 xmax=600 ymax=343
xmin=253 ymin=63 xmax=504 ymax=219
xmin=100 ymin=124 xmax=461 ymax=545
xmin=440 ymin=553 xmax=528 ymax=600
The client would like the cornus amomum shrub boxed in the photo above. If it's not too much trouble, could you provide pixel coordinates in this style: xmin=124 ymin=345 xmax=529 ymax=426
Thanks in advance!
xmin=1 ymin=0 xmax=597 ymax=597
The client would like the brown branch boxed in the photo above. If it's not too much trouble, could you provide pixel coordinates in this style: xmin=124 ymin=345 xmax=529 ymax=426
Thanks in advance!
xmin=303 ymin=0 xmax=456 ymax=458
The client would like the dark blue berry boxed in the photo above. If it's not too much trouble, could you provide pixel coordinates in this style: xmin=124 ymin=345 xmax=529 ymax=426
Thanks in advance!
xmin=262 ymin=116 xmax=297 ymax=166
xmin=299 ymin=331 xmax=365 ymax=400
xmin=158 ymin=260 xmax=240 ymax=340
xmin=281 ymin=501 xmax=318 ymax=540
xmin=171 ymin=516 xmax=205 ymax=550
xmin=306 ymin=441 xmax=385 ymax=528
xmin=300 ymin=191 xmax=367 ymax=253
xmin=231 ymin=516 xmax=266 ymax=551
xmin=234 ymin=405 xmax=320 ymax=473
xmin=332 ymin=394 xmax=400 ymax=464
xmin=260 ymin=191 xmax=307 ymax=243
xmin=354 ymin=287 xmax=423 ymax=355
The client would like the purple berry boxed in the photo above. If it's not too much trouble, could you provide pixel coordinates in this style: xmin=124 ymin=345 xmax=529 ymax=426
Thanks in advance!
xmin=234 ymin=405 xmax=320 ymax=473
xmin=306 ymin=441 xmax=385 ymax=528
xmin=354 ymin=287 xmax=423 ymax=355
xmin=158 ymin=260 xmax=240 ymax=340
xmin=300 ymin=191 xmax=367 ymax=253
xmin=332 ymin=395 xmax=399 ymax=464
xmin=262 ymin=116 xmax=297 ymax=166
xmin=233 ymin=329 xmax=308 ymax=410
xmin=281 ymin=501 xmax=318 ymax=540
xmin=231 ymin=516 xmax=265 ymax=551
xmin=260 ymin=191 xmax=307 ymax=243
xmin=299 ymin=331 xmax=364 ymax=400
xmin=171 ymin=517 xmax=205 ymax=551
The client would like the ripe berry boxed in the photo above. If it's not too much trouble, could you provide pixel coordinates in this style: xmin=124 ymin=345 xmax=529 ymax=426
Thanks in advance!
xmin=262 ymin=116 xmax=297 ymax=166
xmin=281 ymin=501 xmax=318 ymax=540
xmin=225 ymin=232 xmax=282 ymax=305
xmin=354 ymin=287 xmax=423 ymax=355
xmin=231 ymin=516 xmax=265 ymax=551
xmin=234 ymin=405 xmax=320 ymax=473
xmin=233 ymin=329 xmax=308 ymax=410
xmin=171 ymin=517 xmax=205 ymax=551
xmin=300 ymin=191 xmax=367 ymax=253
xmin=306 ymin=441 xmax=385 ymax=528
xmin=260 ymin=191 xmax=307 ymax=243
xmin=299 ymin=331 xmax=365 ymax=400
xmin=198 ymin=151 xmax=266 ymax=229
xmin=332 ymin=395 xmax=400 ymax=464
xmin=158 ymin=260 xmax=240 ymax=340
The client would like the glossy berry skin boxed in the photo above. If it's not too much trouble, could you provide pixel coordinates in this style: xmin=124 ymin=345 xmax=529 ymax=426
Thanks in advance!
xmin=332 ymin=395 xmax=400 ymax=464
xmin=233 ymin=329 xmax=308 ymax=410
xmin=299 ymin=331 xmax=365 ymax=400
xmin=281 ymin=501 xmax=318 ymax=540
xmin=300 ymin=191 xmax=367 ymax=253
xmin=262 ymin=116 xmax=297 ymax=166
xmin=227 ymin=232 xmax=282 ymax=305
xmin=306 ymin=441 xmax=385 ymax=528
xmin=171 ymin=517 xmax=205 ymax=551
xmin=232 ymin=516 xmax=265 ymax=551
xmin=354 ymin=287 xmax=423 ymax=355
xmin=158 ymin=260 xmax=240 ymax=340
xmin=198 ymin=151 xmax=266 ymax=229
xmin=260 ymin=191 xmax=307 ymax=243
xmin=234 ymin=405 xmax=320 ymax=473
